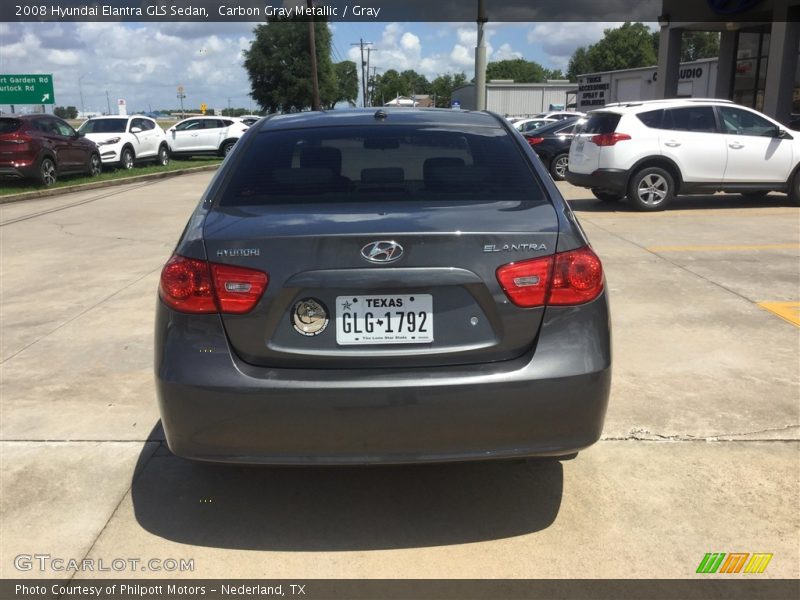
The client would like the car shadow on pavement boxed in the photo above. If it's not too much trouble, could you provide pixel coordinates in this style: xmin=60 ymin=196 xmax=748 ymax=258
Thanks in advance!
xmin=132 ymin=423 xmax=564 ymax=551
xmin=567 ymin=193 xmax=793 ymax=213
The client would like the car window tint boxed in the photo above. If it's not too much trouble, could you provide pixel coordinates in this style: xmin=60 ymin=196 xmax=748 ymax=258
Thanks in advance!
xmin=581 ymin=113 xmax=621 ymax=134
xmin=221 ymin=120 xmax=234 ymax=127
xmin=142 ymin=119 xmax=156 ymax=131
xmin=636 ymin=109 xmax=663 ymax=129
xmin=79 ymin=119 xmax=127 ymax=134
xmin=53 ymin=119 xmax=75 ymax=136
xmin=176 ymin=120 xmax=202 ymax=131
xmin=130 ymin=118 xmax=145 ymax=131
xmin=0 ymin=119 xmax=21 ymax=133
xmin=718 ymin=106 xmax=776 ymax=136
xmin=220 ymin=124 xmax=547 ymax=206
xmin=662 ymin=106 xmax=717 ymax=133
xmin=204 ymin=119 xmax=223 ymax=129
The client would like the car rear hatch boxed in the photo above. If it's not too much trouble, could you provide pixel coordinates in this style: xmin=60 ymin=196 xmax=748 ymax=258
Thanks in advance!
xmin=0 ymin=118 xmax=28 ymax=160
xmin=569 ymin=112 xmax=622 ymax=174
xmin=203 ymin=122 xmax=560 ymax=369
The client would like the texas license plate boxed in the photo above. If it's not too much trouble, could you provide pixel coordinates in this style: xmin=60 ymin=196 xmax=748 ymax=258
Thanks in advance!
xmin=336 ymin=294 xmax=433 ymax=345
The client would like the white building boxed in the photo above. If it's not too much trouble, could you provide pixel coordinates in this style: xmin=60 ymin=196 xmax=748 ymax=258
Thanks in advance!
xmin=451 ymin=81 xmax=578 ymax=116
xmin=576 ymin=58 xmax=719 ymax=112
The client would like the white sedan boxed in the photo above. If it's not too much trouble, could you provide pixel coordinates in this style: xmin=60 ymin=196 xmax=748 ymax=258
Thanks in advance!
xmin=79 ymin=115 xmax=169 ymax=169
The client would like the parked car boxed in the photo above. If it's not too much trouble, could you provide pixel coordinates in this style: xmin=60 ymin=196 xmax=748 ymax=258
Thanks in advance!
xmin=533 ymin=111 xmax=585 ymax=121
xmin=165 ymin=116 xmax=249 ymax=158
xmin=155 ymin=108 xmax=611 ymax=465
xmin=0 ymin=114 xmax=101 ymax=186
xmin=513 ymin=118 xmax=556 ymax=133
xmin=567 ymin=98 xmax=800 ymax=210
xmin=524 ymin=117 xmax=585 ymax=181
xmin=78 ymin=115 xmax=169 ymax=169
xmin=238 ymin=115 xmax=263 ymax=126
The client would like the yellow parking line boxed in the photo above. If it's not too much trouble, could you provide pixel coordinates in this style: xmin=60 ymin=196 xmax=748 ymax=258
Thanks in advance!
xmin=758 ymin=302 xmax=800 ymax=327
xmin=647 ymin=243 xmax=799 ymax=252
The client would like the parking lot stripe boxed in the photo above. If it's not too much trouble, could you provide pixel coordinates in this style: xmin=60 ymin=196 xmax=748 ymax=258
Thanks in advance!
xmin=646 ymin=243 xmax=799 ymax=252
xmin=757 ymin=302 xmax=800 ymax=327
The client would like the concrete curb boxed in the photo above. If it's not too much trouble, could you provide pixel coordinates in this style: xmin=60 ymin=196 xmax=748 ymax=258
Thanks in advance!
xmin=0 ymin=164 xmax=219 ymax=205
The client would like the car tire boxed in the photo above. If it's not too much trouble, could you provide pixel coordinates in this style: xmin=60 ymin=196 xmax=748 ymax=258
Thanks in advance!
xmin=87 ymin=153 xmax=102 ymax=177
xmin=157 ymin=145 xmax=170 ymax=167
xmin=549 ymin=153 xmax=569 ymax=181
xmin=591 ymin=188 xmax=623 ymax=202
xmin=220 ymin=141 xmax=235 ymax=157
xmin=120 ymin=147 xmax=135 ymax=170
xmin=37 ymin=156 xmax=57 ymax=187
xmin=790 ymin=171 xmax=800 ymax=206
xmin=627 ymin=167 xmax=675 ymax=211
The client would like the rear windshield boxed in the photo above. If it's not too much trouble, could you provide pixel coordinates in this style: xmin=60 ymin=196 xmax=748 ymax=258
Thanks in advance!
xmin=0 ymin=119 xmax=21 ymax=134
xmin=582 ymin=113 xmax=621 ymax=135
xmin=79 ymin=119 xmax=127 ymax=134
xmin=219 ymin=124 xmax=546 ymax=206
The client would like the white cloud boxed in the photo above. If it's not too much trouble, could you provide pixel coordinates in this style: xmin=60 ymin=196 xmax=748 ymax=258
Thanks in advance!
xmin=492 ymin=43 xmax=522 ymax=61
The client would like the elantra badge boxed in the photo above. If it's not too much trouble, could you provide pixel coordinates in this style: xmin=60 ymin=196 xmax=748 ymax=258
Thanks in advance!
xmin=361 ymin=241 xmax=403 ymax=263
xmin=292 ymin=298 xmax=329 ymax=336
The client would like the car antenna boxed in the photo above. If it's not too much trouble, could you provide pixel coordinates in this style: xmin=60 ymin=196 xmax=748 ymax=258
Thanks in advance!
xmin=374 ymin=109 xmax=388 ymax=121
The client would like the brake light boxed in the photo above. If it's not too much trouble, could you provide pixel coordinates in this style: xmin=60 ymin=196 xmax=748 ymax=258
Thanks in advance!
xmin=590 ymin=133 xmax=631 ymax=147
xmin=496 ymin=247 xmax=603 ymax=308
xmin=526 ymin=136 xmax=544 ymax=146
xmin=159 ymin=255 xmax=268 ymax=314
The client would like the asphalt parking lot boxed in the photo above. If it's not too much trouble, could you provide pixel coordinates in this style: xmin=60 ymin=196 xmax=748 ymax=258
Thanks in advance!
xmin=1 ymin=172 xmax=798 ymax=580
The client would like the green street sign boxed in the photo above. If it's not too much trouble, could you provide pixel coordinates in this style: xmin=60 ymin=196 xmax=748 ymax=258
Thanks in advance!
xmin=0 ymin=74 xmax=55 ymax=105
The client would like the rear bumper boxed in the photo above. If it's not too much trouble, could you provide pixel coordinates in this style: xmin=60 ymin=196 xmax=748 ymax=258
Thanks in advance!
xmin=566 ymin=169 xmax=628 ymax=194
xmin=155 ymin=294 xmax=612 ymax=465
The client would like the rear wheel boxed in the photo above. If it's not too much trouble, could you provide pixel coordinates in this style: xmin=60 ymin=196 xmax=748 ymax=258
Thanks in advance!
xmin=790 ymin=171 xmax=800 ymax=206
xmin=37 ymin=157 xmax=57 ymax=187
xmin=627 ymin=167 xmax=674 ymax=211
xmin=157 ymin=145 xmax=170 ymax=167
xmin=120 ymin=147 xmax=134 ymax=170
xmin=221 ymin=141 xmax=235 ymax=157
xmin=549 ymin=153 xmax=569 ymax=181
xmin=87 ymin=153 xmax=102 ymax=177
xmin=591 ymin=188 xmax=623 ymax=202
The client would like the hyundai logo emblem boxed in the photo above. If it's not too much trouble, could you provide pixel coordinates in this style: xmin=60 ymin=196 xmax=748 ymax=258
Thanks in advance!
xmin=361 ymin=241 xmax=404 ymax=263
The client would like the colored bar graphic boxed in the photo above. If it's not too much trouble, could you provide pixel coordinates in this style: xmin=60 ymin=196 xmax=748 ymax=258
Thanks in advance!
xmin=744 ymin=553 xmax=773 ymax=574
xmin=697 ymin=553 xmax=726 ymax=573
xmin=719 ymin=553 xmax=749 ymax=573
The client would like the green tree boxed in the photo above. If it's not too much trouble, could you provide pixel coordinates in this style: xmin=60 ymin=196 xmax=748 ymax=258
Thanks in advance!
xmin=333 ymin=60 xmax=359 ymax=107
xmin=585 ymin=22 xmax=657 ymax=72
xmin=244 ymin=15 xmax=338 ymax=113
xmin=567 ymin=47 xmax=593 ymax=81
xmin=486 ymin=58 xmax=547 ymax=83
xmin=371 ymin=69 xmax=430 ymax=105
xmin=429 ymin=72 xmax=468 ymax=107
xmin=54 ymin=105 xmax=78 ymax=119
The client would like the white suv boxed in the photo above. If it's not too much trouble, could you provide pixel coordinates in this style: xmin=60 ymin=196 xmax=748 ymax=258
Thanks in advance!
xmin=79 ymin=115 xmax=169 ymax=169
xmin=566 ymin=99 xmax=800 ymax=210
xmin=165 ymin=116 xmax=249 ymax=158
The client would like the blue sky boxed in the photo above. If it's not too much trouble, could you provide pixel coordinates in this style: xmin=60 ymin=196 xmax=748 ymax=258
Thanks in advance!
xmin=0 ymin=21 xmax=649 ymax=114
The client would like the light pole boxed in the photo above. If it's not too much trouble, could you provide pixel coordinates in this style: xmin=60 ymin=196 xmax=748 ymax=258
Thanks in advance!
xmin=177 ymin=85 xmax=186 ymax=119
xmin=78 ymin=73 xmax=90 ymax=116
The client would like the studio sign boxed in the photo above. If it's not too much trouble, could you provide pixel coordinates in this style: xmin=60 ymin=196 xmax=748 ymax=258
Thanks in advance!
xmin=653 ymin=67 xmax=704 ymax=82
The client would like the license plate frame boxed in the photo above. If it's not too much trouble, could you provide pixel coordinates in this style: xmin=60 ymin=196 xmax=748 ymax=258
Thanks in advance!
xmin=335 ymin=294 xmax=434 ymax=345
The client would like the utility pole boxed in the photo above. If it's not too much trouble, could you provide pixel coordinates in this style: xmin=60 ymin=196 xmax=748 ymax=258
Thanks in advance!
xmin=351 ymin=38 xmax=373 ymax=107
xmin=105 ymin=91 xmax=111 ymax=115
xmin=307 ymin=0 xmax=321 ymax=110
xmin=78 ymin=73 xmax=89 ymax=116
xmin=176 ymin=85 xmax=186 ymax=119
xmin=370 ymin=66 xmax=379 ymax=107
xmin=365 ymin=47 xmax=373 ymax=107
xmin=475 ymin=0 xmax=488 ymax=111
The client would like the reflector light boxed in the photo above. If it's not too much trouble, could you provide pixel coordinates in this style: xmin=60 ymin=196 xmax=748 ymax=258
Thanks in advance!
xmin=527 ymin=136 xmax=544 ymax=145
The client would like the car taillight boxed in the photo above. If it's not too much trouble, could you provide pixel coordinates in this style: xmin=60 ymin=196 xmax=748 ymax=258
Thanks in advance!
xmin=159 ymin=255 xmax=268 ymax=314
xmin=496 ymin=247 xmax=603 ymax=308
xmin=527 ymin=136 xmax=544 ymax=146
xmin=210 ymin=262 xmax=268 ymax=314
xmin=590 ymin=133 xmax=631 ymax=147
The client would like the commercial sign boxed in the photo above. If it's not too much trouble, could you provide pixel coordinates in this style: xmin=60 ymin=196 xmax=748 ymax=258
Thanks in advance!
xmin=0 ymin=73 xmax=55 ymax=105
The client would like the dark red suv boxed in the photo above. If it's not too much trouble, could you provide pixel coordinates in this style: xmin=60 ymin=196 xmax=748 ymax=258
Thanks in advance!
xmin=0 ymin=114 xmax=102 ymax=186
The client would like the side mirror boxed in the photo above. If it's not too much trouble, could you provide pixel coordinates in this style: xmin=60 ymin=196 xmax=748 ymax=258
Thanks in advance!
xmin=131 ymin=127 xmax=142 ymax=134
xmin=777 ymin=129 xmax=793 ymax=140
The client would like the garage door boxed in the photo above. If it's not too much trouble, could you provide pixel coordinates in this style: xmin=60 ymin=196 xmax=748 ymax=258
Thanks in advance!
xmin=615 ymin=78 xmax=640 ymax=102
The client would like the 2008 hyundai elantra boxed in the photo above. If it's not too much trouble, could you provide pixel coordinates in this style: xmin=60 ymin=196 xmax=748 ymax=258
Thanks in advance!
xmin=155 ymin=108 xmax=611 ymax=465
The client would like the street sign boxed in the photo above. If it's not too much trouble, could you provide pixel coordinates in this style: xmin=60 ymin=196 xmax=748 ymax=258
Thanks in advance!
xmin=200 ymin=102 xmax=207 ymax=114
xmin=0 ymin=74 xmax=55 ymax=104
